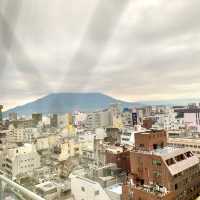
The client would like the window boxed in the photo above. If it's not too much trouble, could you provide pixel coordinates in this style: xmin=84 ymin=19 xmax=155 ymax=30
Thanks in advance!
xmin=185 ymin=151 xmax=193 ymax=158
xmin=153 ymin=171 xmax=161 ymax=177
xmin=95 ymin=190 xmax=99 ymax=196
xmin=175 ymin=184 xmax=178 ymax=190
xmin=81 ymin=187 xmax=85 ymax=192
xmin=152 ymin=160 xmax=161 ymax=166
xmin=166 ymin=158 xmax=175 ymax=166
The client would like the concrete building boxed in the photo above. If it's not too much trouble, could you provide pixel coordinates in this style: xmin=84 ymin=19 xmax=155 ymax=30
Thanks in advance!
xmin=35 ymin=181 xmax=60 ymax=200
xmin=32 ymin=113 xmax=43 ymax=127
xmin=9 ymin=127 xmax=39 ymax=143
xmin=175 ymin=108 xmax=200 ymax=132
xmin=8 ymin=112 xmax=17 ymax=121
xmin=168 ymin=137 xmax=200 ymax=158
xmin=3 ymin=144 xmax=40 ymax=179
xmin=105 ymin=145 xmax=131 ymax=173
xmin=153 ymin=108 xmax=184 ymax=131
xmin=70 ymin=163 xmax=124 ymax=200
xmin=121 ymin=108 xmax=134 ymax=128
xmin=50 ymin=114 xmax=58 ymax=128
xmin=121 ymin=125 xmax=147 ymax=146
xmin=123 ymin=130 xmax=200 ymax=200
xmin=86 ymin=109 xmax=113 ymax=130
xmin=11 ymin=119 xmax=33 ymax=129
xmin=71 ymin=175 xmax=112 ymax=200
xmin=51 ymin=138 xmax=80 ymax=162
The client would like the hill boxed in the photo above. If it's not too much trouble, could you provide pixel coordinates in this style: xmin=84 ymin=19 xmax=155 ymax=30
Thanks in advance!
xmin=4 ymin=93 xmax=138 ymax=116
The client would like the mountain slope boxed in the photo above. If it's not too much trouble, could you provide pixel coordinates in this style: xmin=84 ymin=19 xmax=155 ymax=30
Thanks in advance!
xmin=4 ymin=93 xmax=137 ymax=116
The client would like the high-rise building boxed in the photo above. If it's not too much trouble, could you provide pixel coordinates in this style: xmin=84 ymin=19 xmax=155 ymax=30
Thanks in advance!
xmin=8 ymin=112 xmax=17 ymax=121
xmin=50 ymin=114 xmax=58 ymax=128
xmin=32 ymin=113 xmax=42 ymax=127
xmin=122 ymin=130 xmax=200 ymax=200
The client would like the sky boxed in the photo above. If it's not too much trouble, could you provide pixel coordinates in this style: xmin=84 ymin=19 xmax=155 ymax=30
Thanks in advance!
xmin=1 ymin=0 xmax=200 ymax=110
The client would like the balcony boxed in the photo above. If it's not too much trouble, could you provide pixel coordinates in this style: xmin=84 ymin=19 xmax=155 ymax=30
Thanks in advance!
xmin=0 ymin=174 xmax=45 ymax=200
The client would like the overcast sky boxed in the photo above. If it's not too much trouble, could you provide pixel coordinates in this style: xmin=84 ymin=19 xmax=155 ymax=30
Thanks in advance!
xmin=1 ymin=0 xmax=200 ymax=109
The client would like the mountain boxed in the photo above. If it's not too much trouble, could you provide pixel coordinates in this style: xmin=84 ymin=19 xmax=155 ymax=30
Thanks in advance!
xmin=4 ymin=93 xmax=139 ymax=116
xmin=4 ymin=92 xmax=200 ymax=117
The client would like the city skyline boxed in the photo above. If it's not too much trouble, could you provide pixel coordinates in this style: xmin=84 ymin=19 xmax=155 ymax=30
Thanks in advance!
xmin=1 ymin=0 xmax=200 ymax=109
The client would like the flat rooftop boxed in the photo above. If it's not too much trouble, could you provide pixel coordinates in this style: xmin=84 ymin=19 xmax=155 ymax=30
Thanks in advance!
xmin=35 ymin=181 xmax=56 ymax=192
xmin=106 ymin=183 xmax=122 ymax=195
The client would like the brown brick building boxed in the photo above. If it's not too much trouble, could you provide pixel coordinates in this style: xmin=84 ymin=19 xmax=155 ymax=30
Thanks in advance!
xmin=106 ymin=146 xmax=131 ymax=173
xmin=122 ymin=130 xmax=200 ymax=200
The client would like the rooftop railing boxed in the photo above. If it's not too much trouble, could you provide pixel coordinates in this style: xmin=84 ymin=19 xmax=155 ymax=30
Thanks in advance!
xmin=0 ymin=174 xmax=45 ymax=200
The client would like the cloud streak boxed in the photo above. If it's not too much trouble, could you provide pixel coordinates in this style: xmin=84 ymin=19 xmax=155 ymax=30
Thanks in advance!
xmin=1 ymin=0 xmax=200 ymax=109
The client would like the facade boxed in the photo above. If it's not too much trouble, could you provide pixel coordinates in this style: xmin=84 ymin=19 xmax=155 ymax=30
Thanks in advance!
xmin=168 ymin=137 xmax=200 ymax=158
xmin=51 ymin=138 xmax=80 ymax=162
xmin=71 ymin=175 xmax=111 ymax=200
xmin=86 ymin=109 xmax=113 ymax=130
xmin=105 ymin=146 xmax=131 ymax=173
xmin=50 ymin=114 xmax=58 ymax=128
xmin=70 ymin=163 xmax=124 ymax=200
xmin=32 ymin=113 xmax=43 ymax=127
xmin=153 ymin=109 xmax=184 ymax=131
xmin=11 ymin=119 xmax=33 ymax=129
xmin=121 ymin=126 xmax=147 ymax=146
xmin=123 ymin=130 xmax=200 ymax=200
xmin=3 ymin=143 xmax=40 ymax=179
xmin=8 ymin=112 xmax=17 ymax=121
xmin=10 ymin=127 xmax=39 ymax=143
xmin=35 ymin=181 xmax=60 ymax=200
xmin=175 ymin=108 xmax=200 ymax=132
xmin=122 ymin=108 xmax=133 ymax=128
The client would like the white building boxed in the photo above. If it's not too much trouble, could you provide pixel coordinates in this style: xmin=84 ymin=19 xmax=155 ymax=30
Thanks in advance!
xmin=121 ymin=125 xmax=147 ymax=146
xmin=71 ymin=175 xmax=114 ymax=200
xmin=86 ymin=109 xmax=112 ymax=130
xmin=35 ymin=181 xmax=60 ymax=200
xmin=3 ymin=143 xmax=40 ymax=179
xmin=51 ymin=138 xmax=80 ymax=162
xmin=153 ymin=108 xmax=184 ymax=131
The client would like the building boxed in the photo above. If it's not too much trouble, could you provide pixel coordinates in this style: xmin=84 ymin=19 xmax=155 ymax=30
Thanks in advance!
xmin=0 ymin=105 xmax=3 ymax=124
xmin=121 ymin=125 xmax=147 ymax=146
xmin=70 ymin=163 xmax=124 ymax=200
xmin=122 ymin=129 xmax=200 ymax=200
xmin=9 ymin=127 xmax=39 ymax=143
xmin=50 ymin=114 xmax=58 ymax=128
xmin=32 ymin=113 xmax=42 ymax=127
xmin=3 ymin=143 xmax=40 ymax=179
xmin=152 ymin=108 xmax=184 ymax=131
xmin=105 ymin=145 xmax=131 ymax=173
xmin=8 ymin=112 xmax=17 ymax=121
xmin=51 ymin=138 xmax=80 ymax=162
xmin=86 ymin=104 xmax=122 ymax=130
xmin=142 ymin=117 xmax=154 ymax=129
xmin=35 ymin=181 xmax=60 ymax=200
xmin=86 ymin=109 xmax=112 ymax=130
xmin=11 ymin=119 xmax=33 ymax=129
xmin=122 ymin=108 xmax=133 ymax=127
xmin=168 ymin=137 xmax=200 ymax=158
xmin=71 ymin=175 xmax=112 ymax=200
xmin=175 ymin=108 xmax=200 ymax=132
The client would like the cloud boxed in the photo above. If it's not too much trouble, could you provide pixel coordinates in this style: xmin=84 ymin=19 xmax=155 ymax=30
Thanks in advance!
xmin=1 ymin=0 xmax=200 ymax=109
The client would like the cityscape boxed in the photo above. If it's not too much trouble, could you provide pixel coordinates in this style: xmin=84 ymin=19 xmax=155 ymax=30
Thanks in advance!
xmin=1 ymin=0 xmax=200 ymax=200
xmin=1 ymin=98 xmax=200 ymax=200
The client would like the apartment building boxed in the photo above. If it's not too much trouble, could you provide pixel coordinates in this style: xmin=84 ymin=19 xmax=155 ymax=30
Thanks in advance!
xmin=168 ymin=137 xmax=200 ymax=158
xmin=3 ymin=143 xmax=40 ymax=179
xmin=122 ymin=130 xmax=200 ymax=200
